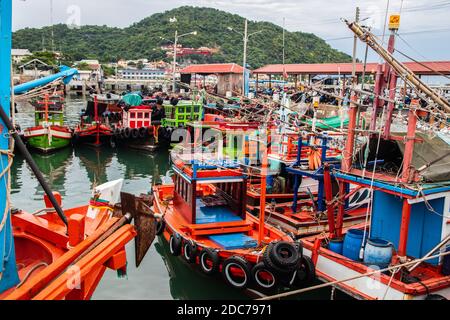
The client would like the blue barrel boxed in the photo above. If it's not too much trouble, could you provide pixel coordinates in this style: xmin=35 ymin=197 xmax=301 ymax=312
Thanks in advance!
xmin=343 ymin=229 xmax=365 ymax=261
xmin=363 ymin=238 xmax=394 ymax=268
xmin=328 ymin=238 xmax=344 ymax=255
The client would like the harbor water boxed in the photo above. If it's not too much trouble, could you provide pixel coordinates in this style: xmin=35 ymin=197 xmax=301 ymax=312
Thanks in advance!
xmin=11 ymin=97 xmax=347 ymax=300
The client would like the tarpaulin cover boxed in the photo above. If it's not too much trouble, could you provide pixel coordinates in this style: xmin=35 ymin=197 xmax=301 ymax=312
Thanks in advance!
xmin=359 ymin=132 xmax=450 ymax=183
xmin=122 ymin=93 xmax=142 ymax=107
xmin=397 ymin=132 xmax=450 ymax=182
xmin=307 ymin=115 xmax=349 ymax=130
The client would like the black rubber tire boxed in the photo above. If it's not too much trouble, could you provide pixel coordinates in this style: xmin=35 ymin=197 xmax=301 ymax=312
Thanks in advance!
xmin=263 ymin=242 xmax=291 ymax=274
xmin=169 ymin=233 xmax=182 ymax=256
xmin=222 ymin=256 xmax=252 ymax=289
xmin=131 ymin=128 xmax=139 ymax=139
xmin=199 ymin=248 xmax=220 ymax=275
xmin=294 ymin=256 xmax=316 ymax=288
xmin=123 ymin=127 xmax=131 ymax=139
xmin=183 ymin=241 xmax=198 ymax=264
xmin=114 ymin=128 xmax=121 ymax=137
xmin=155 ymin=219 xmax=165 ymax=236
xmin=293 ymin=241 xmax=303 ymax=261
xmin=425 ymin=294 xmax=447 ymax=300
xmin=269 ymin=241 xmax=301 ymax=269
xmin=251 ymin=262 xmax=278 ymax=291
xmin=138 ymin=127 xmax=147 ymax=139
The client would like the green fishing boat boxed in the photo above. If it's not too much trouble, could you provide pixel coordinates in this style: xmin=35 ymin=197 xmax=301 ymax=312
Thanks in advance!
xmin=24 ymin=95 xmax=72 ymax=153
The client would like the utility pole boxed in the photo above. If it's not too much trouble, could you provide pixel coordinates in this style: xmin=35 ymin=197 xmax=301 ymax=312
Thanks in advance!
xmin=282 ymin=17 xmax=286 ymax=65
xmin=351 ymin=7 xmax=360 ymax=85
xmin=50 ymin=0 xmax=55 ymax=52
xmin=242 ymin=19 xmax=248 ymax=97
xmin=173 ymin=30 xmax=178 ymax=93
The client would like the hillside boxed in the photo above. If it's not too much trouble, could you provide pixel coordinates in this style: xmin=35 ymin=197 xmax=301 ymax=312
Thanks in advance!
xmin=12 ymin=6 xmax=351 ymax=68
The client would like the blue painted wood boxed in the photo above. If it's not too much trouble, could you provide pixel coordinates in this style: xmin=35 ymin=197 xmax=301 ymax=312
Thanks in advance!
xmin=209 ymin=233 xmax=257 ymax=250
xmin=0 ymin=0 xmax=19 ymax=293
xmin=370 ymin=191 xmax=444 ymax=265
xmin=335 ymin=172 xmax=450 ymax=197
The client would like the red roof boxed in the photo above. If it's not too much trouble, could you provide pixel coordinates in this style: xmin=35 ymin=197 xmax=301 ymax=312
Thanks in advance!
xmin=253 ymin=61 xmax=450 ymax=76
xmin=180 ymin=63 xmax=245 ymax=75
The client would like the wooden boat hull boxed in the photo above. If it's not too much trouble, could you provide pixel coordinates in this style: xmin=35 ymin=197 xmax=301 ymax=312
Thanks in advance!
xmin=1 ymin=180 xmax=135 ymax=300
xmin=153 ymin=184 xmax=301 ymax=292
xmin=73 ymin=124 xmax=113 ymax=147
xmin=24 ymin=126 xmax=72 ymax=153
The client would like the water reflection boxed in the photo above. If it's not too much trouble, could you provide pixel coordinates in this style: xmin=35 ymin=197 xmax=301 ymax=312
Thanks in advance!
xmin=154 ymin=236 xmax=249 ymax=300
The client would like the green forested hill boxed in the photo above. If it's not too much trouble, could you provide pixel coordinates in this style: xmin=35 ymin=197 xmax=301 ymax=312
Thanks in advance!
xmin=13 ymin=6 xmax=351 ymax=68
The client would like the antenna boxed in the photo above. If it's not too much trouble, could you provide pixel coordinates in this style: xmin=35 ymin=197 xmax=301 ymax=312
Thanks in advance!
xmin=50 ymin=0 xmax=54 ymax=52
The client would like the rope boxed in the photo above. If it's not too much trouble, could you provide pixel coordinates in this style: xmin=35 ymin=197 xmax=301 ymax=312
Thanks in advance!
xmin=258 ymin=249 xmax=450 ymax=300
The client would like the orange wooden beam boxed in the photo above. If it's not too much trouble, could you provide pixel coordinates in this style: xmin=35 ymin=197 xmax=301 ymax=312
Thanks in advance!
xmin=33 ymin=225 xmax=136 ymax=300
xmin=5 ymin=217 xmax=120 ymax=300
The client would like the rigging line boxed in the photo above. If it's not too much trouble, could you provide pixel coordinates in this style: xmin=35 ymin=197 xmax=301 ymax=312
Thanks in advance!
xmin=381 ymin=0 xmax=391 ymax=48
xmin=395 ymin=34 xmax=450 ymax=81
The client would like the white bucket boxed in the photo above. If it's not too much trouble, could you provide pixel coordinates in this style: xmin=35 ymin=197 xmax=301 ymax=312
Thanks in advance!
xmin=226 ymin=91 xmax=232 ymax=98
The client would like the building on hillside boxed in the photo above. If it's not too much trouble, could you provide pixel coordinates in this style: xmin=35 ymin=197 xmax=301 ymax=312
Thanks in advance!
xmin=75 ymin=59 xmax=104 ymax=82
xmin=12 ymin=49 xmax=32 ymax=64
xmin=118 ymin=68 xmax=166 ymax=81
xmin=180 ymin=63 xmax=246 ymax=96
xmin=18 ymin=59 xmax=53 ymax=81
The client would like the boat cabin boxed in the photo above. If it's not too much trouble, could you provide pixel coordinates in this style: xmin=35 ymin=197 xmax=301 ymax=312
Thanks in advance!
xmin=162 ymin=101 xmax=203 ymax=128
xmin=122 ymin=106 xmax=152 ymax=129
xmin=172 ymin=157 xmax=247 ymax=225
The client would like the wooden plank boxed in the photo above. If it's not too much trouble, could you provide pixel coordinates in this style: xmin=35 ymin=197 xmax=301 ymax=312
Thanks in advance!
xmin=187 ymin=221 xmax=252 ymax=230
xmin=191 ymin=225 xmax=252 ymax=236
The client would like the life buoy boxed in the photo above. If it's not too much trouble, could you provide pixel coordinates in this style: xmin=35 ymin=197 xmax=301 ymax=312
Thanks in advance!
xmin=123 ymin=127 xmax=131 ymax=139
xmin=251 ymin=262 xmax=278 ymax=291
xmin=131 ymin=128 xmax=139 ymax=139
xmin=155 ymin=219 xmax=165 ymax=236
xmin=199 ymin=248 xmax=219 ymax=275
xmin=183 ymin=240 xmax=198 ymax=264
xmin=222 ymin=256 xmax=252 ymax=289
xmin=169 ymin=233 xmax=182 ymax=256
xmin=294 ymin=256 xmax=316 ymax=288
xmin=138 ymin=127 xmax=147 ymax=139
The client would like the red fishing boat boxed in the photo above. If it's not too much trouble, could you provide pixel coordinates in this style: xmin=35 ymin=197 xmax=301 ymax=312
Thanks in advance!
xmin=152 ymin=147 xmax=316 ymax=292
xmin=73 ymin=96 xmax=114 ymax=147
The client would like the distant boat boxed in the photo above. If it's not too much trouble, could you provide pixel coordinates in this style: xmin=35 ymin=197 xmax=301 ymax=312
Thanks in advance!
xmin=24 ymin=94 xmax=72 ymax=153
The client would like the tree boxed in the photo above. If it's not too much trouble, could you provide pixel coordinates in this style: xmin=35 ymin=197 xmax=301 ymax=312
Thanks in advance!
xmin=136 ymin=61 xmax=144 ymax=69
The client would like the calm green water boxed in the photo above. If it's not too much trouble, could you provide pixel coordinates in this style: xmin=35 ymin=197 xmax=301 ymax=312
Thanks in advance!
xmin=11 ymin=96 xmax=250 ymax=300
xmin=11 ymin=97 xmax=343 ymax=300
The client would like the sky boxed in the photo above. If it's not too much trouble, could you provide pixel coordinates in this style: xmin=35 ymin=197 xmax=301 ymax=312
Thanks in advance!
xmin=12 ymin=0 xmax=450 ymax=63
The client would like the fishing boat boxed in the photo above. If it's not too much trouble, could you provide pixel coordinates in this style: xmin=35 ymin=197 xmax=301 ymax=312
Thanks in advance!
xmin=73 ymin=96 xmax=114 ymax=147
xmin=1 ymin=179 xmax=137 ymax=300
xmin=23 ymin=94 xmax=72 ymax=153
xmin=294 ymin=17 xmax=450 ymax=301
xmin=187 ymin=119 xmax=369 ymax=238
xmin=152 ymin=146 xmax=317 ymax=292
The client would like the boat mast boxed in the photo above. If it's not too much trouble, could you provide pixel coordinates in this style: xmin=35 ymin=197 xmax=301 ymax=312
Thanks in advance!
xmin=346 ymin=19 xmax=450 ymax=113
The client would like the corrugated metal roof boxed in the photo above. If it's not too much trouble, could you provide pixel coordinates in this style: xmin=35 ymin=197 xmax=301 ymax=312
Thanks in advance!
xmin=253 ymin=61 xmax=450 ymax=76
xmin=180 ymin=63 xmax=245 ymax=74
